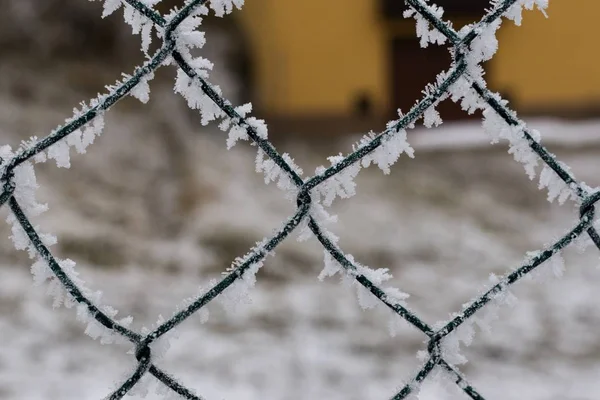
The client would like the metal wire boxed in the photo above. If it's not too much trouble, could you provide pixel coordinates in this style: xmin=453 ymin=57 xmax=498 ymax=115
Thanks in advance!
xmin=1 ymin=0 xmax=597 ymax=398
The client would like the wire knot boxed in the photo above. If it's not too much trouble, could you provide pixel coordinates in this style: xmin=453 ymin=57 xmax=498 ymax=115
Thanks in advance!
xmin=135 ymin=344 xmax=152 ymax=364
xmin=426 ymin=335 xmax=442 ymax=363
xmin=580 ymin=191 xmax=600 ymax=219
xmin=296 ymin=188 xmax=312 ymax=209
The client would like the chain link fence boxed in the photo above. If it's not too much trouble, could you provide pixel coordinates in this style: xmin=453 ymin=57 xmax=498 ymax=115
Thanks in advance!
xmin=0 ymin=0 xmax=596 ymax=398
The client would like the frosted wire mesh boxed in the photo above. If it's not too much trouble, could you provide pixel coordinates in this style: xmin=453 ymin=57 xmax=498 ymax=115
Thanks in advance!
xmin=0 ymin=0 xmax=597 ymax=399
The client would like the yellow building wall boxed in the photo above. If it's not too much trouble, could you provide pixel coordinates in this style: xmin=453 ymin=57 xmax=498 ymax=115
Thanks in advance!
xmin=237 ymin=1 xmax=597 ymax=118
xmin=238 ymin=0 xmax=387 ymax=116
xmin=491 ymin=1 xmax=600 ymax=109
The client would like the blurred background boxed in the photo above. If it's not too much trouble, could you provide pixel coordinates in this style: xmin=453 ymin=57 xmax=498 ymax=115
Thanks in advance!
xmin=0 ymin=1 xmax=600 ymax=399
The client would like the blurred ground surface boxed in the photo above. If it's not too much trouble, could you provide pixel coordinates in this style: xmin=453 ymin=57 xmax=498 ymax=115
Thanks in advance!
xmin=1 ymin=88 xmax=600 ymax=399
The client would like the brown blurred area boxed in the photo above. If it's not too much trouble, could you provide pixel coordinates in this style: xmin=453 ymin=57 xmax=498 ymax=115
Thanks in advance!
xmin=1 ymin=1 xmax=597 ymax=137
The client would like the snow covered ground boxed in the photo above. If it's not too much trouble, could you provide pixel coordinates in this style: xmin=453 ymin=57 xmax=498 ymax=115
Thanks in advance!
xmin=1 ymin=83 xmax=600 ymax=400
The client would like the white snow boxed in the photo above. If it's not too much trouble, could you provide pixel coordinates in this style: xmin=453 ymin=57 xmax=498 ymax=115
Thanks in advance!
xmin=406 ymin=118 xmax=600 ymax=151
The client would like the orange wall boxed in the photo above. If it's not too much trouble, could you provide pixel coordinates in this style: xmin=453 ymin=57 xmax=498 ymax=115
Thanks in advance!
xmin=239 ymin=0 xmax=387 ymax=115
xmin=238 ymin=1 xmax=595 ymax=117
xmin=491 ymin=1 xmax=600 ymax=109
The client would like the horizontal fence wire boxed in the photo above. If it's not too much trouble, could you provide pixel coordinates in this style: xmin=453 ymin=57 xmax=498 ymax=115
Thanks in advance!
xmin=0 ymin=0 xmax=598 ymax=399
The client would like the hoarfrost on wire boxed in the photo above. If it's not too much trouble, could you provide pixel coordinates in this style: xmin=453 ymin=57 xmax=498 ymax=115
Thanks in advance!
xmin=318 ymin=250 xmax=410 ymax=316
xmin=436 ymin=272 xmax=518 ymax=368
xmin=217 ymin=260 xmax=263 ymax=314
xmin=0 ymin=0 xmax=250 ymax=387
xmin=437 ymin=243 xmax=566 ymax=370
xmin=408 ymin=367 xmax=459 ymax=400
xmin=3 ymin=0 xmax=586 ymax=397
xmin=440 ymin=0 xmax=579 ymax=210
xmin=308 ymin=4 xmax=562 ymax=378
xmin=2 ymin=127 xmax=135 ymax=352
xmin=403 ymin=3 xmax=448 ymax=48
xmin=185 ymin=2 xmax=576 ymax=393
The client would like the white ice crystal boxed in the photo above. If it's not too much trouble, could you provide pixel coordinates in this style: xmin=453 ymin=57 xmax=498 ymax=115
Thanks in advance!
xmin=47 ymin=140 xmax=71 ymax=168
xmin=318 ymin=248 xmax=410 ymax=316
xmin=100 ymin=0 xmax=123 ymax=18
xmin=254 ymin=150 xmax=302 ymax=200
xmin=423 ymin=106 xmax=443 ymax=128
xmin=448 ymin=75 xmax=485 ymax=115
xmin=209 ymin=0 xmax=245 ymax=17
xmin=354 ymin=129 xmax=415 ymax=175
xmin=502 ymin=0 xmax=549 ymax=26
xmin=355 ymin=264 xmax=395 ymax=310
xmin=130 ymin=72 xmax=155 ymax=104
xmin=439 ymin=0 xmax=562 ymax=211
xmin=1 ymin=61 xmax=127 ymax=366
xmin=217 ymin=260 xmax=263 ymax=314
xmin=318 ymin=251 xmax=342 ymax=281
xmin=173 ymin=68 xmax=227 ymax=126
xmin=482 ymin=109 xmax=542 ymax=180
xmin=412 ymin=368 xmax=456 ymax=400
xmin=440 ymin=319 xmax=475 ymax=365
xmin=436 ymin=272 xmax=520 ymax=369
xmin=296 ymin=200 xmax=337 ymax=243
xmin=403 ymin=2 xmax=448 ymax=48
xmin=468 ymin=20 xmax=501 ymax=65
xmin=314 ymin=156 xmax=361 ymax=206
xmin=538 ymin=163 xmax=577 ymax=204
